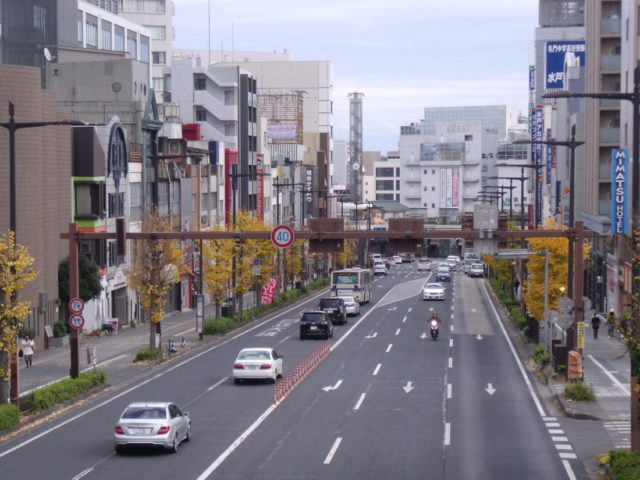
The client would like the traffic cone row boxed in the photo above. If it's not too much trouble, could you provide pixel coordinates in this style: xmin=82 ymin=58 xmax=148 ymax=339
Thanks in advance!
xmin=274 ymin=340 xmax=331 ymax=404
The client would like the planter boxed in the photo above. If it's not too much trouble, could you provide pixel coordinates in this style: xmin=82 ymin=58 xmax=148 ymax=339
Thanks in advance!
xmin=50 ymin=335 xmax=69 ymax=347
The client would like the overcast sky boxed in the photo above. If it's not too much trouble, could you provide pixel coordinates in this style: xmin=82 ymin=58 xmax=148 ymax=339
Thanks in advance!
xmin=174 ymin=0 xmax=539 ymax=152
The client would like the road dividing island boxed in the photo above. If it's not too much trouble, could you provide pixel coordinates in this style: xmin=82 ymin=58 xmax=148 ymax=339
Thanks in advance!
xmin=274 ymin=340 xmax=331 ymax=404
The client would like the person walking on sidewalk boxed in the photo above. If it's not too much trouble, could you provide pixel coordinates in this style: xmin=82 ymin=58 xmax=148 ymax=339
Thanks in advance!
xmin=607 ymin=308 xmax=616 ymax=337
xmin=591 ymin=313 xmax=601 ymax=340
xmin=21 ymin=334 xmax=35 ymax=367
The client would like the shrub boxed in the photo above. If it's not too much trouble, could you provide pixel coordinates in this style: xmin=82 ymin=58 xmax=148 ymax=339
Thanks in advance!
xmin=129 ymin=320 xmax=136 ymax=328
xmin=32 ymin=371 xmax=107 ymax=412
xmin=0 ymin=404 xmax=20 ymax=430
xmin=134 ymin=348 xmax=162 ymax=362
xmin=53 ymin=322 xmax=68 ymax=338
xmin=18 ymin=327 xmax=35 ymax=339
xmin=509 ymin=305 xmax=527 ymax=331
xmin=203 ymin=316 xmax=235 ymax=335
xmin=564 ymin=381 xmax=596 ymax=402
xmin=532 ymin=344 xmax=551 ymax=368
xmin=609 ymin=450 xmax=640 ymax=479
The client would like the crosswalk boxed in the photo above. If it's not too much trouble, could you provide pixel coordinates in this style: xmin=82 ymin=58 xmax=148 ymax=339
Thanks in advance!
xmin=604 ymin=420 xmax=631 ymax=450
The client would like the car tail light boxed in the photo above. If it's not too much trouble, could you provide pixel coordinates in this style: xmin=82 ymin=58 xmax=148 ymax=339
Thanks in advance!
xmin=259 ymin=364 xmax=272 ymax=370
xmin=233 ymin=363 xmax=245 ymax=369
xmin=115 ymin=426 xmax=124 ymax=434
xmin=157 ymin=426 xmax=171 ymax=435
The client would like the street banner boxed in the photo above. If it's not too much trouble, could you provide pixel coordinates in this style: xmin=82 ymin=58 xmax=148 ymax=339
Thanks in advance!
xmin=577 ymin=322 xmax=585 ymax=350
xmin=261 ymin=279 xmax=278 ymax=305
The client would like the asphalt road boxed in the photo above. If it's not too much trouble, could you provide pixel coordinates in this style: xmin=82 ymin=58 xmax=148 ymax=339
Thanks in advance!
xmin=0 ymin=263 xmax=587 ymax=479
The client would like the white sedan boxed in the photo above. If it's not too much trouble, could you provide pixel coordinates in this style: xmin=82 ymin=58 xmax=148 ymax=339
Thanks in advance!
xmin=233 ymin=348 xmax=283 ymax=384
xmin=422 ymin=282 xmax=445 ymax=300
xmin=339 ymin=296 xmax=360 ymax=316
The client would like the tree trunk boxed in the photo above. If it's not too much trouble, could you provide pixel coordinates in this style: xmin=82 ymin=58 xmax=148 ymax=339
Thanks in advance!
xmin=0 ymin=351 xmax=9 ymax=405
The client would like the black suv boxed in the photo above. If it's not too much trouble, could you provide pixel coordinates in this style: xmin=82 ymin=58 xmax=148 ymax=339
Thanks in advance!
xmin=318 ymin=297 xmax=347 ymax=325
xmin=300 ymin=311 xmax=334 ymax=340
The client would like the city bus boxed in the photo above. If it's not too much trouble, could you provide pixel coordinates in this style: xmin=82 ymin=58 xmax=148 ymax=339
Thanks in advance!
xmin=330 ymin=268 xmax=373 ymax=304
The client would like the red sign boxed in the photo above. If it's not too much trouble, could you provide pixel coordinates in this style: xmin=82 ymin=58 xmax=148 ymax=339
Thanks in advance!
xmin=257 ymin=154 xmax=264 ymax=222
xmin=69 ymin=298 xmax=85 ymax=313
xmin=261 ymin=279 xmax=278 ymax=305
xmin=69 ymin=313 xmax=85 ymax=330
xmin=271 ymin=225 xmax=295 ymax=248
xmin=224 ymin=148 xmax=238 ymax=227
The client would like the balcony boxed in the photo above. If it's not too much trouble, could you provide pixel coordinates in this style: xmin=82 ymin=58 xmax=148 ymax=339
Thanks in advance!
xmin=600 ymin=54 xmax=621 ymax=71
xmin=600 ymin=98 xmax=620 ymax=108
xmin=599 ymin=127 xmax=620 ymax=143
xmin=601 ymin=18 xmax=621 ymax=35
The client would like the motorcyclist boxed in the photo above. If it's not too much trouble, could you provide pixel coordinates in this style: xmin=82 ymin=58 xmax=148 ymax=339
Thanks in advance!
xmin=428 ymin=309 xmax=441 ymax=330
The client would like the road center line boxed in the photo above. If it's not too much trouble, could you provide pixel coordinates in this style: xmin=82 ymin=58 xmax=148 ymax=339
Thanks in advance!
xmin=207 ymin=376 xmax=229 ymax=391
xmin=386 ymin=344 xmax=393 ymax=353
xmin=402 ymin=316 xmax=407 ymax=322
xmin=408 ymin=307 xmax=412 ymax=312
xmin=449 ymin=339 xmax=453 ymax=348
xmin=395 ymin=328 xmax=401 ymax=336
xmin=447 ymin=383 xmax=452 ymax=399
xmin=448 ymin=357 xmax=453 ymax=368
xmin=373 ymin=364 xmax=381 ymax=376
xmin=323 ymin=437 xmax=343 ymax=464
xmin=354 ymin=393 xmax=366 ymax=410
xmin=71 ymin=468 xmax=94 ymax=480
xmin=444 ymin=422 xmax=451 ymax=446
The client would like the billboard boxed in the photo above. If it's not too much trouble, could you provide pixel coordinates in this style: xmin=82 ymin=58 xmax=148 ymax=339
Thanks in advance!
xmin=267 ymin=123 xmax=297 ymax=143
xmin=611 ymin=149 xmax=629 ymax=235
xmin=532 ymin=106 xmax=544 ymax=226
xmin=439 ymin=168 xmax=459 ymax=208
xmin=545 ymin=41 xmax=586 ymax=90
xmin=256 ymin=154 xmax=264 ymax=222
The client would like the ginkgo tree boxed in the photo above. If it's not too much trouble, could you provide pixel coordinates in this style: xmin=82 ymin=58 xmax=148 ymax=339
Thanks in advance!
xmin=523 ymin=219 xmax=590 ymax=322
xmin=202 ymin=225 xmax=234 ymax=316
xmin=0 ymin=231 xmax=38 ymax=404
xmin=127 ymin=210 xmax=184 ymax=349
xmin=336 ymin=239 xmax=357 ymax=268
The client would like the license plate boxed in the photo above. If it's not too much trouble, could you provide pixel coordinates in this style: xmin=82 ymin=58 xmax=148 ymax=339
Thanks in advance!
xmin=309 ymin=326 xmax=318 ymax=330
xmin=129 ymin=427 xmax=149 ymax=434
xmin=247 ymin=365 xmax=259 ymax=370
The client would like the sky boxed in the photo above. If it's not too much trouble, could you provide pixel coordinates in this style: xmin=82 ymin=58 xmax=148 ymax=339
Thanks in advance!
xmin=173 ymin=0 xmax=539 ymax=152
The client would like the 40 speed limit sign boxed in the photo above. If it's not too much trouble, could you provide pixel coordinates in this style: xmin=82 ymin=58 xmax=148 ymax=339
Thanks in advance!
xmin=271 ymin=225 xmax=295 ymax=248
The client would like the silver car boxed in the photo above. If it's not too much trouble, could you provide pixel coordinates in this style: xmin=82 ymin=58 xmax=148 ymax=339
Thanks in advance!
xmin=114 ymin=402 xmax=191 ymax=453
xmin=339 ymin=296 xmax=360 ymax=316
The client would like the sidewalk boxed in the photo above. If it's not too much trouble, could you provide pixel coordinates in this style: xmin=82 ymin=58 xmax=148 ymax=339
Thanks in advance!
xmin=17 ymin=307 xmax=202 ymax=398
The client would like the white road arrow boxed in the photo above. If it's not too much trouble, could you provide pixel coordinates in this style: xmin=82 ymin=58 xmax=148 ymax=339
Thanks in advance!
xmin=365 ymin=332 xmax=378 ymax=339
xmin=420 ymin=333 xmax=428 ymax=340
xmin=403 ymin=381 xmax=414 ymax=394
xmin=476 ymin=334 xmax=483 ymax=340
xmin=485 ymin=383 xmax=496 ymax=395
xmin=388 ymin=306 xmax=397 ymax=311
xmin=322 ymin=379 xmax=343 ymax=392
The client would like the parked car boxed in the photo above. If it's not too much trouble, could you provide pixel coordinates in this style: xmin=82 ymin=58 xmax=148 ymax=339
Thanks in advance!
xmin=422 ymin=282 xmax=445 ymax=300
xmin=393 ymin=255 xmax=402 ymax=265
xmin=300 ymin=311 xmax=334 ymax=340
xmin=233 ymin=348 xmax=283 ymax=384
xmin=114 ymin=402 xmax=191 ymax=453
xmin=468 ymin=263 xmax=485 ymax=278
xmin=373 ymin=261 xmax=388 ymax=275
xmin=319 ymin=297 xmax=347 ymax=325
xmin=417 ymin=257 xmax=432 ymax=272
xmin=435 ymin=266 xmax=451 ymax=282
xmin=338 ymin=296 xmax=360 ymax=316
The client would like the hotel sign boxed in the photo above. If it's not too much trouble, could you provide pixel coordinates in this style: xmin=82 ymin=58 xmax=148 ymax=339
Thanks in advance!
xmin=611 ymin=149 xmax=629 ymax=235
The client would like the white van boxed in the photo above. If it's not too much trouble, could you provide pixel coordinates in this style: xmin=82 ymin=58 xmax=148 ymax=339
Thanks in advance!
xmin=373 ymin=261 xmax=388 ymax=275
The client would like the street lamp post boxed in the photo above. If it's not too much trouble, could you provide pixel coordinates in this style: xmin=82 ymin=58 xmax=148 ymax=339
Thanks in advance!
xmin=0 ymin=102 xmax=85 ymax=401
xmin=544 ymin=70 xmax=640 ymax=450
xmin=489 ymin=175 xmax=528 ymax=230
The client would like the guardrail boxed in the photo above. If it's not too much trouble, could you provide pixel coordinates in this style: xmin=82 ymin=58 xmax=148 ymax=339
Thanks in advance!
xmin=273 ymin=340 xmax=331 ymax=404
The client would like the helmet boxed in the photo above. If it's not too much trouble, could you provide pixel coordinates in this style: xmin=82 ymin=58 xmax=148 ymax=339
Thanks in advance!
xmin=610 ymin=308 xmax=615 ymax=312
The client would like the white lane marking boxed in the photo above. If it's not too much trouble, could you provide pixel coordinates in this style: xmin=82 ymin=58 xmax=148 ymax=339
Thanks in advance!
xmin=447 ymin=383 xmax=452 ymax=399
xmin=482 ymin=282 xmax=546 ymax=417
xmin=555 ymin=444 xmax=573 ymax=451
xmin=450 ymin=325 xmax=454 ymax=332
xmin=562 ymin=454 xmax=578 ymax=462
xmin=451 ymin=314 xmax=454 ymax=320
xmin=322 ymin=379 xmax=343 ymax=392
xmin=386 ymin=344 xmax=393 ymax=353
xmin=448 ymin=357 xmax=453 ymax=368
xmin=588 ymin=354 xmax=631 ymax=396
xmin=354 ymin=393 xmax=366 ymax=410
xmin=173 ymin=327 xmax=195 ymax=337
xmin=408 ymin=307 xmax=412 ymax=313
xmin=449 ymin=339 xmax=453 ymax=347
xmin=197 ymin=404 xmax=278 ymax=479
xmin=0 ymin=288 xmax=331 ymax=459
xmin=365 ymin=332 xmax=378 ymax=339
xmin=402 ymin=316 xmax=407 ymax=322
xmin=542 ymin=417 xmax=557 ymax=421
xmin=444 ymin=422 xmax=451 ymax=446
xmin=546 ymin=422 xmax=561 ymax=428
xmin=552 ymin=436 xmax=569 ymax=442
xmin=207 ymin=376 xmax=229 ymax=391
xmin=548 ymin=429 xmax=564 ymax=434
xmin=395 ymin=328 xmax=401 ymax=336
xmin=71 ymin=468 xmax=94 ymax=480
xmin=323 ymin=437 xmax=343 ymax=464
xmin=373 ymin=364 xmax=381 ymax=376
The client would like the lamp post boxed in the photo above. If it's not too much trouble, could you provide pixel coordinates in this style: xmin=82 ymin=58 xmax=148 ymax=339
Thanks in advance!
xmin=543 ymin=69 xmax=640 ymax=450
xmin=514 ymin=127 xmax=585 ymax=299
xmin=489 ymin=175 xmax=528 ymax=230
xmin=0 ymin=102 xmax=85 ymax=401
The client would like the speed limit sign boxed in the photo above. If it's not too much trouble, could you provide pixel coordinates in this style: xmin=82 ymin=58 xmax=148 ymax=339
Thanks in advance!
xmin=271 ymin=225 xmax=295 ymax=248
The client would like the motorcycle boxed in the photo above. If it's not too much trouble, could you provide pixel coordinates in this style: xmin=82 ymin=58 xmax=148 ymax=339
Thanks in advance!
xmin=429 ymin=318 xmax=440 ymax=341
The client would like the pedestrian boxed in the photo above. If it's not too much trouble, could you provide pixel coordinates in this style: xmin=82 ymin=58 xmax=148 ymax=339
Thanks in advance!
xmin=513 ymin=279 xmax=520 ymax=296
xmin=607 ymin=308 xmax=616 ymax=337
xmin=591 ymin=313 xmax=601 ymax=340
xmin=21 ymin=334 xmax=35 ymax=367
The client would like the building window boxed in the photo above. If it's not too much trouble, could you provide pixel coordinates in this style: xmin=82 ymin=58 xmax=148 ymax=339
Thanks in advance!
xmin=101 ymin=20 xmax=112 ymax=50
xmin=194 ymin=75 xmax=206 ymax=90
xmin=396 ymin=180 xmax=400 ymax=190
xmin=114 ymin=25 xmax=125 ymax=51
xmin=396 ymin=167 xmax=400 ymax=176
xmin=195 ymin=106 xmax=207 ymax=121
xmin=130 ymin=183 xmax=142 ymax=221
xmin=376 ymin=180 xmax=394 ymax=191
xmin=376 ymin=167 xmax=394 ymax=177
xmin=432 ymin=169 xmax=435 ymax=174
xmin=432 ymin=186 xmax=435 ymax=191
xmin=140 ymin=35 xmax=150 ymax=63
xmin=465 ymin=134 xmax=473 ymax=141
xmin=75 ymin=182 xmax=104 ymax=219
xmin=423 ymin=169 xmax=427 ymax=174
xmin=33 ymin=5 xmax=47 ymax=36
xmin=86 ymin=13 xmax=98 ymax=47
xmin=77 ymin=10 xmax=83 ymax=44
xmin=152 ymin=51 xmax=166 ymax=65
xmin=123 ymin=0 xmax=166 ymax=13
xmin=152 ymin=77 xmax=164 ymax=92
xmin=432 ymin=203 xmax=436 ymax=208
xmin=127 ymin=30 xmax=137 ymax=58
xmin=145 ymin=25 xmax=166 ymax=40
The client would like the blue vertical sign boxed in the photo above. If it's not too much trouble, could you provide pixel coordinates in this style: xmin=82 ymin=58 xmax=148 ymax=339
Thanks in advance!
xmin=611 ymin=149 xmax=629 ymax=235
xmin=545 ymin=41 xmax=586 ymax=89
xmin=532 ymin=106 xmax=544 ymax=226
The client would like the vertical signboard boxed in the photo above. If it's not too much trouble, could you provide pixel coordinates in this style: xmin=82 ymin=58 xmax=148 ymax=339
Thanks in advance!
xmin=452 ymin=169 xmax=459 ymax=208
xmin=532 ymin=106 xmax=544 ymax=226
xmin=611 ymin=148 xmax=629 ymax=235
xmin=440 ymin=169 xmax=447 ymax=206
xmin=545 ymin=129 xmax=554 ymax=185
xmin=224 ymin=149 xmax=238 ymax=226
xmin=545 ymin=41 xmax=586 ymax=90
xmin=256 ymin=154 xmax=264 ymax=222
